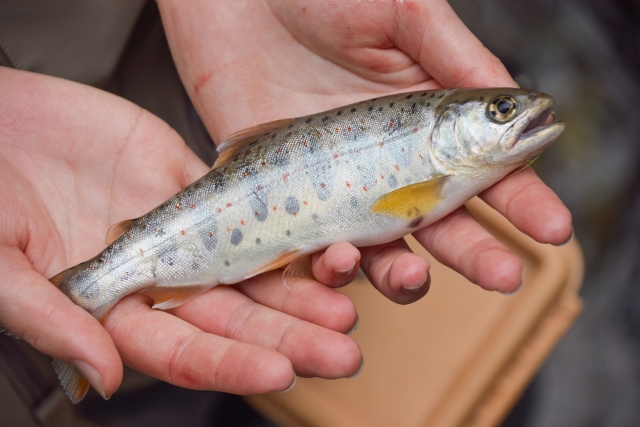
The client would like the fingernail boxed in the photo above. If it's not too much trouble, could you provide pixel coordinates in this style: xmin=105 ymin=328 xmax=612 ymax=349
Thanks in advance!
xmin=278 ymin=374 xmax=296 ymax=393
xmin=554 ymin=227 xmax=574 ymax=247
xmin=402 ymin=276 xmax=428 ymax=294
xmin=501 ymin=275 xmax=524 ymax=296
xmin=346 ymin=313 xmax=360 ymax=335
xmin=72 ymin=359 xmax=108 ymax=400
xmin=349 ymin=357 xmax=365 ymax=379
xmin=335 ymin=261 xmax=356 ymax=278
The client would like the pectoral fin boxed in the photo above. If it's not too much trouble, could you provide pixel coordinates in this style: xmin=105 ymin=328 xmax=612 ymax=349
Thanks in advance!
xmin=371 ymin=176 xmax=448 ymax=219
xmin=282 ymin=256 xmax=315 ymax=289
xmin=52 ymin=359 xmax=90 ymax=404
xmin=140 ymin=284 xmax=213 ymax=310
xmin=245 ymin=250 xmax=301 ymax=279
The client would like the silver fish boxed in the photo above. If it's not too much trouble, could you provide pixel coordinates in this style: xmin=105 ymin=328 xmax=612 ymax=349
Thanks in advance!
xmin=49 ymin=88 xmax=564 ymax=402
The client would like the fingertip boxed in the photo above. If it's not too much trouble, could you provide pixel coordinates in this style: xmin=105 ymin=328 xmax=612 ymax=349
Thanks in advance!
xmin=475 ymin=249 xmax=523 ymax=293
xmin=390 ymin=253 xmax=430 ymax=304
xmin=312 ymin=242 xmax=361 ymax=287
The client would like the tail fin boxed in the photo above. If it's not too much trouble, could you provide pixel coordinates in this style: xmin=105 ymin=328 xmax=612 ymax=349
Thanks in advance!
xmin=52 ymin=358 xmax=90 ymax=404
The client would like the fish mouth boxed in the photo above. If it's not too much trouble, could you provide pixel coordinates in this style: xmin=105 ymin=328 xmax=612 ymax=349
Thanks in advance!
xmin=511 ymin=100 xmax=565 ymax=153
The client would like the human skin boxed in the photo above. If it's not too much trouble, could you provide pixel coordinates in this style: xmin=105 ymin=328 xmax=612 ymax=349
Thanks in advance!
xmin=0 ymin=67 xmax=362 ymax=399
xmin=157 ymin=0 xmax=572 ymax=300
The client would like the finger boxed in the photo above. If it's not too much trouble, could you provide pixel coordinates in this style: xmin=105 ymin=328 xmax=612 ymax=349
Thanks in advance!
xmin=234 ymin=270 xmax=357 ymax=334
xmin=0 ymin=248 xmax=122 ymax=399
xmin=480 ymin=168 xmax=573 ymax=245
xmin=359 ymin=238 xmax=431 ymax=305
xmin=391 ymin=0 xmax=515 ymax=87
xmin=413 ymin=207 xmax=523 ymax=293
xmin=172 ymin=285 xmax=363 ymax=378
xmin=311 ymin=241 xmax=361 ymax=288
xmin=103 ymin=293 xmax=296 ymax=394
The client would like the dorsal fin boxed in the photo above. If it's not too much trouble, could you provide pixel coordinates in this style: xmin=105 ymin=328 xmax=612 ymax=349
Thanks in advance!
xmin=212 ymin=118 xmax=295 ymax=169
xmin=105 ymin=218 xmax=138 ymax=245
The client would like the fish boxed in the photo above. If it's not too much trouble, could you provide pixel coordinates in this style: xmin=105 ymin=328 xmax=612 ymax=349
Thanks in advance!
xmin=47 ymin=88 xmax=564 ymax=402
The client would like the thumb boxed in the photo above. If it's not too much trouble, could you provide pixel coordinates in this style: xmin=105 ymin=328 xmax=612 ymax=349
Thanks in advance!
xmin=0 ymin=247 xmax=122 ymax=400
xmin=392 ymin=0 xmax=515 ymax=88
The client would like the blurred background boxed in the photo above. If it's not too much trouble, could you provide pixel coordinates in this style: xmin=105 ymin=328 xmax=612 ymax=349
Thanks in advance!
xmin=1 ymin=0 xmax=639 ymax=426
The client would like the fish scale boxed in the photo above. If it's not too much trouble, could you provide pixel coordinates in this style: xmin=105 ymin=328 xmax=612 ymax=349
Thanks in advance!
xmin=46 ymin=88 xmax=565 ymax=403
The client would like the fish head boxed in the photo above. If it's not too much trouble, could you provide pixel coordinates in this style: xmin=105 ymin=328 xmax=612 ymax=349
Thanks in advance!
xmin=431 ymin=88 xmax=565 ymax=173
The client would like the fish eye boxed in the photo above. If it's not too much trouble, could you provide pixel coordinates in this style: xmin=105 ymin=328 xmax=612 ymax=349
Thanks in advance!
xmin=487 ymin=96 xmax=518 ymax=122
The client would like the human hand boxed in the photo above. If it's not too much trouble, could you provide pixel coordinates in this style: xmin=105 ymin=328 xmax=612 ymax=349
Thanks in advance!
xmin=0 ymin=67 xmax=361 ymax=400
xmin=158 ymin=0 xmax=572 ymax=300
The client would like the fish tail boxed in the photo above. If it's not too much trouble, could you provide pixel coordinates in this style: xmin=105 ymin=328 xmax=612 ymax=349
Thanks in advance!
xmin=52 ymin=358 xmax=91 ymax=404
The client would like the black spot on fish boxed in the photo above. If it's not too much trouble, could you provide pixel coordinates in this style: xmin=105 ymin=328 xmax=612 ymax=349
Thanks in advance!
xmin=439 ymin=94 xmax=444 ymax=99
xmin=430 ymin=94 xmax=435 ymax=98
xmin=388 ymin=175 xmax=398 ymax=188
xmin=389 ymin=102 xmax=395 ymax=107
xmin=224 ymin=260 xmax=230 ymax=267
xmin=479 ymin=96 xmax=484 ymax=101
xmin=255 ymin=238 xmax=261 ymax=245
xmin=322 ymin=116 xmax=329 ymax=122
xmin=230 ymin=229 xmax=243 ymax=246
xmin=337 ymin=110 xmax=342 ymax=116
xmin=421 ymin=92 xmax=427 ymax=97
xmin=378 ymin=107 xmax=383 ymax=112
xmin=288 ymin=124 xmax=294 ymax=129
xmin=406 ymin=94 xmax=413 ymax=99
xmin=271 ymin=134 xmax=277 ymax=139
xmin=350 ymin=108 xmax=357 ymax=113
xmin=368 ymin=106 xmax=373 ymax=112
xmin=264 ymin=132 xmax=271 ymax=136
xmin=350 ymin=196 xmax=359 ymax=208
xmin=305 ymin=118 xmax=313 ymax=124
xmin=372 ymin=98 xmax=378 ymax=101
xmin=192 ymin=261 xmax=199 ymax=271
xmin=286 ymin=230 xmax=291 ymax=236
xmin=401 ymin=108 xmax=405 ymax=112
xmin=285 ymin=196 xmax=300 ymax=215
xmin=426 ymin=103 xmax=431 ymax=107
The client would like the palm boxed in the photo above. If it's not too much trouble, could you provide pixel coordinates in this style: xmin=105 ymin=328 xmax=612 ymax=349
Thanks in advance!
xmin=0 ymin=68 xmax=361 ymax=398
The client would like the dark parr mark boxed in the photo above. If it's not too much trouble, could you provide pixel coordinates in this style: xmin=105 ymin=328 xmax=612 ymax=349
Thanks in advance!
xmin=388 ymin=175 xmax=398 ymax=188
xmin=285 ymin=196 xmax=300 ymax=216
xmin=350 ymin=196 xmax=359 ymax=208
xmin=230 ymin=229 xmax=243 ymax=246
xmin=336 ymin=110 xmax=342 ymax=116
xmin=406 ymin=94 xmax=413 ymax=99
xmin=350 ymin=108 xmax=357 ymax=113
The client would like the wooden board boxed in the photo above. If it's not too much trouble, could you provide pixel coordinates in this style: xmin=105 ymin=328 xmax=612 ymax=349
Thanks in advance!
xmin=245 ymin=198 xmax=584 ymax=427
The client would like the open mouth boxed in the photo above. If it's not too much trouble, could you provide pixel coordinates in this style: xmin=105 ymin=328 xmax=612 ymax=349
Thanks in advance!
xmin=522 ymin=104 xmax=555 ymax=136
xmin=511 ymin=102 xmax=564 ymax=150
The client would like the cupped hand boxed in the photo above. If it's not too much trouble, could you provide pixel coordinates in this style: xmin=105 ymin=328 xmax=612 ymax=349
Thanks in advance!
xmin=158 ymin=0 xmax=572 ymax=300
xmin=0 ymin=67 xmax=361 ymax=400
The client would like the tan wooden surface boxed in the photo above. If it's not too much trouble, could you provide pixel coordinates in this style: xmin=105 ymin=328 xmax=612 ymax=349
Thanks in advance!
xmin=245 ymin=198 xmax=584 ymax=427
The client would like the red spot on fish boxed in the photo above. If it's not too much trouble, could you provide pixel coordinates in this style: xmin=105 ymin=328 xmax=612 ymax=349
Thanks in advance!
xmin=193 ymin=71 xmax=213 ymax=94
xmin=226 ymin=202 xmax=233 ymax=208
xmin=303 ymin=200 xmax=308 ymax=205
xmin=379 ymin=142 xmax=384 ymax=147
xmin=227 ymin=228 xmax=231 ymax=233
xmin=346 ymin=181 xmax=351 ymax=188
xmin=361 ymin=119 xmax=365 ymax=124
xmin=402 ymin=147 xmax=405 ymax=152
xmin=216 ymin=207 xmax=222 ymax=213
xmin=381 ymin=175 xmax=385 ymax=179
xmin=283 ymin=173 xmax=290 ymax=181
xmin=334 ymin=153 xmax=339 ymax=159
xmin=240 ymin=219 xmax=245 ymax=225
xmin=363 ymin=186 xmax=368 ymax=192
xmin=419 ymin=154 xmax=424 ymax=159
xmin=261 ymin=161 xmax=266 ymax=166
xmin=255 ymin=211 xmax=259 ymax=216
xmin=275 ymin=149 xmax=281 ymax=154
xmin=293 ymin=212 xmax=297 ymax=217
xmin=175 ymin=204 xmax=180 ymax=210
xmin=320 ymin=183 xmax=326 ymax=189
xmin=303 ymin=141 xmax=308 ymax=147
xmin=243 ymin=171 xmax=248 ymax=177
xmin=257 ymin=185 xmax=263 ymax=191
xmin=413 ymin=128 xmax=418 ymax=133
xmin=273 ymin=206 xmax=277 ymax=211
xmin=127 ymin=234 xmax=131 ymax=239
xmin=335 ymin=127 xmax=339 ymax=132
xmin=389 ymin=121 xmax=394 ymax=127
xmin=317 ymin=132 xmax=322 ymax=137
xmin=348 ymin=126 xmax=352 ymax=131
xmin=395 ymin=165 xmax=400 ymax=171
xmin=181 ymin=230 xmax=186 ymax=235
xmin=190 ymin=203 xmax=196 ymax=209
xmin=139 ymin=248 xmax=144 ymax=254
xmin=209 ymin=180 xmax=215 ymax=184
xmin=209 ymin=231 xmax=214 ymax=238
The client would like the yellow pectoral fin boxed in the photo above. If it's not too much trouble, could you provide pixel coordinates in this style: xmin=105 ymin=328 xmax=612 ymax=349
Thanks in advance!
xmin=371 ymin=176 xmax=448 ymax=219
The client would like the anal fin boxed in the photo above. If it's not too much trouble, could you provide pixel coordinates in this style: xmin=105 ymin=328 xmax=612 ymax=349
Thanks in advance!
xmin=282 ymin=256 xmax=315 ymax=289
xmin=140 ymin=284 xmax=213 ymax=310
xmin=52 ymin=358 xmax=90 ymax=404
xmin=244 ymin=250 xmax=301 ymax=279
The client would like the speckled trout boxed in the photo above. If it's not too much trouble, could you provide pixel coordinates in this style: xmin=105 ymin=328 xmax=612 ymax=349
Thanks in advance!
xmin=49 ymin=88 xmax=564 ymax=402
